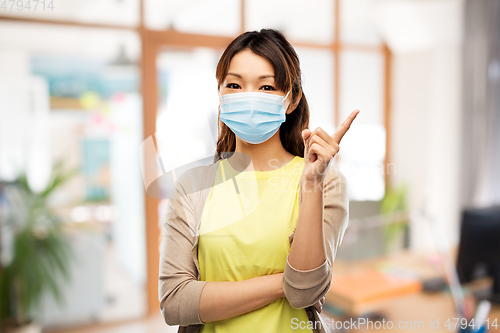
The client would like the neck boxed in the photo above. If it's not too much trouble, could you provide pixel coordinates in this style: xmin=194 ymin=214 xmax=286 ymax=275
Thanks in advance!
xmin=229 ymin=129 xmax=295 ymax=172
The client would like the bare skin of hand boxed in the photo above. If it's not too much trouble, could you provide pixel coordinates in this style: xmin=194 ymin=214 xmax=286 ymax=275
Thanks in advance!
xmin=300 ymin=109 xmax=360 ymax=188
xmin=199 ymin=272 xmax=285 ymax=323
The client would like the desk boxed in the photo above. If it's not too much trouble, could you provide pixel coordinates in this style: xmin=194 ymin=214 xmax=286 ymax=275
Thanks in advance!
xmin=322 ymin=250 xmax=500 ymax=333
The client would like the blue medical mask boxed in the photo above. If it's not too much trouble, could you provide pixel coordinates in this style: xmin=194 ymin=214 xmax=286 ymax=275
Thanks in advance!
xmin=219 ymin=90 xmax=291 ymax=144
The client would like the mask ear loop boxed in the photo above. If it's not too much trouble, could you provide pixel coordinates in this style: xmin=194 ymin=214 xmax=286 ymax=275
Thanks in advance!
xmin=282 ymin=90 xmax=292 ymax=115
xmin=283 ymin=89 xmax=292 ymax=102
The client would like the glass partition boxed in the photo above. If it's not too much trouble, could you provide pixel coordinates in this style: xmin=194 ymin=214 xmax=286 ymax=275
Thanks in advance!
xmin=338 ymin=50 xmax=385 ymax=201
xmin=0 ymin=22 xmax=146 ymax=328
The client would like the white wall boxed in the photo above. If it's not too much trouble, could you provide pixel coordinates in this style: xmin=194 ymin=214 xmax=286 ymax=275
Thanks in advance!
xmin=382 ymin=0 xmax=464 ymax=251
xmin=0 ymin=50 xmax=32 ymax=181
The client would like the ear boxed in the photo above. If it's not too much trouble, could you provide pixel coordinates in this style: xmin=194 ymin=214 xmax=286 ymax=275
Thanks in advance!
xmin=286 ymin=90 xmax=302 ymax=115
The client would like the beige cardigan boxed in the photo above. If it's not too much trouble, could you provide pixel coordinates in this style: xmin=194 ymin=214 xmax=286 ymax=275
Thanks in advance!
xmin=158 ymin=159 xmax=349 ymax=333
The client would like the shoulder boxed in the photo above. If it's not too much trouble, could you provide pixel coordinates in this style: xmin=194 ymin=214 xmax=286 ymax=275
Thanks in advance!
xmin=170 ymin=161 xmax=219 ymax=199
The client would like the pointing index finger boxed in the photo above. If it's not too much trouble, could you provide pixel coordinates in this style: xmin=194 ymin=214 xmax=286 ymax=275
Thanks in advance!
xmin=332 ymin=109 xmax=360 ymax=144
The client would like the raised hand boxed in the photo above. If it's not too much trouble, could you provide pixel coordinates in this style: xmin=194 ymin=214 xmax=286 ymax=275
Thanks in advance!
xmin=301 ymin=110 xmax=360 ymax=186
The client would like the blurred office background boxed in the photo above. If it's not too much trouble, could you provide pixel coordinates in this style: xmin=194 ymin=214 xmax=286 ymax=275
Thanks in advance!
xmin=0 ymin=0 xmax=499 ymax=332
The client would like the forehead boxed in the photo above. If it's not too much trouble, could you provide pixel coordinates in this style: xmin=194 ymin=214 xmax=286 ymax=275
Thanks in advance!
xmin=227 ymin=49 xmax=275 ymax=77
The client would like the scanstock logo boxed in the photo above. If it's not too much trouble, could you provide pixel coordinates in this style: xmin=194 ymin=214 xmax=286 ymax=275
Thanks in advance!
xmin=139 ymin=114 xmax=253 ymax=200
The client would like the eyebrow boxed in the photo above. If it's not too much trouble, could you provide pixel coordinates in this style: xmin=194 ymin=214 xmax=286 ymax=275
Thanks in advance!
xmin=227 ymin=72 xmax=275 ymax=80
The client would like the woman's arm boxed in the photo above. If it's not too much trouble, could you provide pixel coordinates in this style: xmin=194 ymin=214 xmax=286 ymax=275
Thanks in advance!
xmin=287 ymin=179 xmax=325 ymax=270
xmin=159 ymin=167 xmax=285 ymax=327
xmin=282 ymin=167 xmax=349 ymax=309
xmin=283 ymin=115 xmax=355 ymax=309
xmin=198 ymin=273 xmax=284 ymax=323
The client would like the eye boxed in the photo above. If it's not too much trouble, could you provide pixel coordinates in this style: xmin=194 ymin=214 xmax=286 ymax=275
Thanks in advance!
xmin=226 ymin=83 xmax=241 ymax=89
xmin=260 ymin=85 xmax=276 ymax=91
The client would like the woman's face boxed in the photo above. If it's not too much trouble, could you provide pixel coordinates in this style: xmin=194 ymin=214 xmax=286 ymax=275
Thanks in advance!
xmin=219 ymin=49 xmax=292 ymax=114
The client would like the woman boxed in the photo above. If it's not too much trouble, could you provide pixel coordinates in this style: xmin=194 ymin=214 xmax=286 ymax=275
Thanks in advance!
xmin=159 ymin=29 xmax=359 ymax=333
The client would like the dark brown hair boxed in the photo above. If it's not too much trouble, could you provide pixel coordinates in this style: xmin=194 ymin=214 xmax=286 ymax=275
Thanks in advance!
xmin=214 ymin=29 xmax=310 ymax=162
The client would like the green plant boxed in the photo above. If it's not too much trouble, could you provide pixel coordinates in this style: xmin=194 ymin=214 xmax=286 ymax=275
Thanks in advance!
xmin=380 ymin=183 xmax=409 ymax=253
xmin=0 ymin=161 xmax=79 ymax=330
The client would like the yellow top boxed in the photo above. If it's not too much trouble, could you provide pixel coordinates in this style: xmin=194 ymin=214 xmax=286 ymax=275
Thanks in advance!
xmin=198 ymin=155 xmax=313 ymax=333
